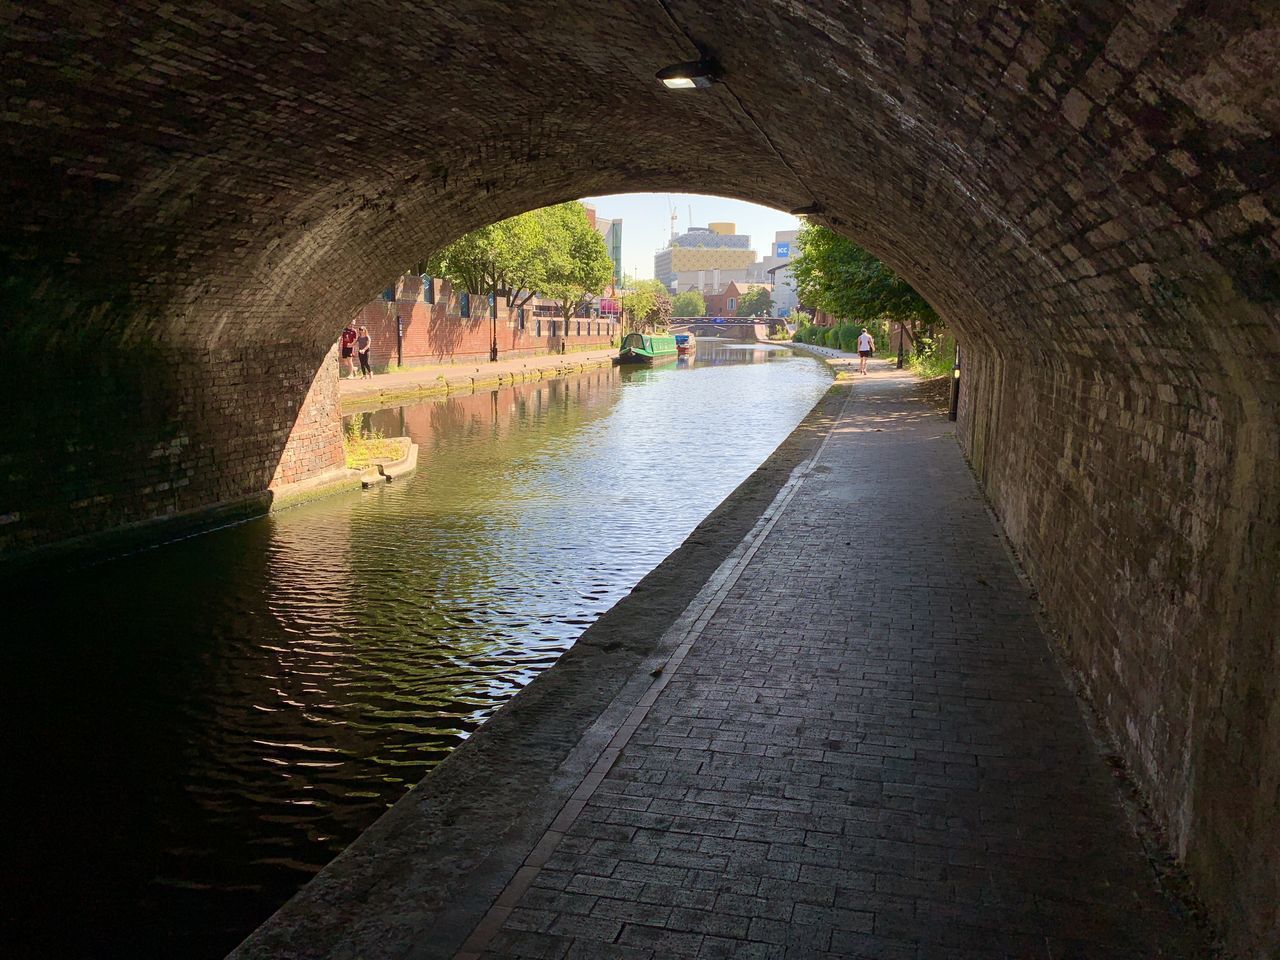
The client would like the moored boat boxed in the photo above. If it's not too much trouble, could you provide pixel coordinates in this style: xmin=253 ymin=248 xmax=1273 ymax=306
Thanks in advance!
xmin=674 ymin=333 xmax=695 ymax=355
xmin=615 ymin=332 xmax=679 ymax=364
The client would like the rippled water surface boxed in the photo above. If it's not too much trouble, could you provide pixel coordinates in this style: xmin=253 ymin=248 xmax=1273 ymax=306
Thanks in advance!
xmin=1 ymin=342 xmax=829 ymax=958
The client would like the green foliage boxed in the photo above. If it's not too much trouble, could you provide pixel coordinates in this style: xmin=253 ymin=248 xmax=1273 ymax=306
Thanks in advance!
xmin=540 ymin=202 xmax=615 ymax=325
xmin=425 ymin=209 xmax=546 ymax=306
xmin=672 ymin=289 xmax=706 ymax=317
xmin=623 ymin=277 xmax=673 ymax=332
xmin=734 ymin=286 xmax=774 ymax=317
xmin=791 ymin=320 xmax=876 ymax=353
xmin=909 ymin=333 xmax=957 ymax=378
xmin=791 ymin=321 xmax=819 ymax=344
xmin=343 ymin=416 xmax=402 ymax=469
xmin=425 ymin=201 xmax=612 ymax=326
xmin=791 ymin=224 xmax=936 ymax=325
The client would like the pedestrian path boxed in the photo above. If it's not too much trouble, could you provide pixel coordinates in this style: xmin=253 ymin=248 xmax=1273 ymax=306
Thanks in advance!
xmin=339 ymin=348 xmax=618 ymax=408
xmin=459 ymin=363 xmax=1207 ymax=959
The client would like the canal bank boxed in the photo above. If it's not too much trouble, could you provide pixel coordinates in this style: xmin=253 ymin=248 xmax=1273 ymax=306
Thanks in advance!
xmin=229 ymin=374 xmax=848 ymax=960
xmin=340 ymin=346 xmax=620 ymax=413
xmin=233 ymin=354 xmax=1210 ymax=960
xmin=4 ymin=343 xmax=832 ymax=959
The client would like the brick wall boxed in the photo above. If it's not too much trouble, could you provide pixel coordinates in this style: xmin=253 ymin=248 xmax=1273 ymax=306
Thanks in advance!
xmin=350 ymin=278 xmax=617 ymax=370
xmin=1 ymin=2 xmax=1277 ymax=950
xmin=4 ymin=336 xmax=341 ymax=558
xmin=272 ymin=344 xmax=344 ymax=487
xmin=958 ymin=347 xmax=1279 ymax=953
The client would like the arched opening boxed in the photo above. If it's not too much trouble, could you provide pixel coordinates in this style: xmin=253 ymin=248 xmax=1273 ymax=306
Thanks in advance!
xmin=3 ymin=2 xmax=1277 ymax=955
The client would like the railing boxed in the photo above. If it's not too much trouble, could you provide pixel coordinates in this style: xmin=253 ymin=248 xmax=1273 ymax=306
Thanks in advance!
xmin=669 ymin=316 xmax=785 ymax=325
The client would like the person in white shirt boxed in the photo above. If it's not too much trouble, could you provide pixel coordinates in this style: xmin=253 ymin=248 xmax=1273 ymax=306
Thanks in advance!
xmin=856 ymin=328 xmax=875 ymax=375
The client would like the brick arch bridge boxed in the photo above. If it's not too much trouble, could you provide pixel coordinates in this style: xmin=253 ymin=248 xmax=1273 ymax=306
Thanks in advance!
xmin=2 ymin=2 xmax=1277 ymax=952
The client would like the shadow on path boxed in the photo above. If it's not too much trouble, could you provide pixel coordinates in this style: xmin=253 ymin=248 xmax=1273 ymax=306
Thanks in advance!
xmin=466 ymin=365 xmax=1209 ymax=960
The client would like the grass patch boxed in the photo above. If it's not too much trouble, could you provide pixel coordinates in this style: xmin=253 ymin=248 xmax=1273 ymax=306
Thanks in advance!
xmin=343 ymin=418 xmax=407 ymax=470
xmin=907 ymin=335 xmax=956 ymax=378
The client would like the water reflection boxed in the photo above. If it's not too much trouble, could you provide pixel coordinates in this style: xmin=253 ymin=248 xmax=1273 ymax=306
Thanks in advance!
xmin=0 ymin=341 xmax=829 ymax=959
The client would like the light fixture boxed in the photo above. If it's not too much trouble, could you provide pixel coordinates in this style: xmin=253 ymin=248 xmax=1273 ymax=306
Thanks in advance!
xmin=657 ymin=59 xmax=720 ymax=90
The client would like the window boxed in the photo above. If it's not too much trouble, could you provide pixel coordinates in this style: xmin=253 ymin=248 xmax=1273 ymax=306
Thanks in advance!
xmin=382 ymin=285 xmax=396 ymax=302
xmin=423 ymin=276 xmax=435 ymax=304
xmin=460 ymin=292 xmax=471 ymax=318
xmin=727 ymin=298 xmax=736 ymax=311
xmin=518 ymin=307 xmax=526 ymax=330
xmin=536 ymin=316 xmax=542 ymax=337
xmin=576 ymin=320 xmax=581 ymax=336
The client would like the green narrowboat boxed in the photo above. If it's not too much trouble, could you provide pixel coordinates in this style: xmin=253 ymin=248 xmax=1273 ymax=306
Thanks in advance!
xmin=615 ymin=332 xmax=679 ymax=365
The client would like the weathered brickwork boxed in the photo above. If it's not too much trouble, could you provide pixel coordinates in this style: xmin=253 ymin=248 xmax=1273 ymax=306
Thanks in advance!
xmin=1 ymin=1 xmax=1276 ymax=952
xmin=4 ymin=335 xmax=339 ymax=556
xmin=352 ymin=277 xmax=617 ymax=370
xmin=958 ymin=349 xmax=1280 ymax=956
xmin=272 ymin=343 xmax=344 ymax=488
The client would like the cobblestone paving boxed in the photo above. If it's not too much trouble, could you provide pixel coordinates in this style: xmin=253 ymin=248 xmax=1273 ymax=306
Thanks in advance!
xmin=472 ymin=369 xmax=1208 ymax=959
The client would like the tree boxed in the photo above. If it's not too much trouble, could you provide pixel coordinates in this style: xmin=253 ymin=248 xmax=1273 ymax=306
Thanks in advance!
xmin=735 ymin=287 xmax=774 ymax=317
xmin=791 ymin=224 xmax=936 ymax=326
xmin=539 ymin=202 xmax=615 ymax=334
xmin=424 ymin=211 xmax=546 ymax=311
xmin=622 ymin=278 xmax=672 ymax=333
xmin=672 ymin=289 xmax=706 ymax=317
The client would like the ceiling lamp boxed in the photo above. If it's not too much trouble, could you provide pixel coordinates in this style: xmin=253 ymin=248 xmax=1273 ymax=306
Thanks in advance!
xmin=656 ymin=59 xmax=721 ymax=90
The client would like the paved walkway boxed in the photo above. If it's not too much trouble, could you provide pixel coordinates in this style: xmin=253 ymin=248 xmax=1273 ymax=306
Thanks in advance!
xmin=339 ymin=348 xmax=618 ymax=407
xmin=458 ymin=363 xmax=1207 ymax=959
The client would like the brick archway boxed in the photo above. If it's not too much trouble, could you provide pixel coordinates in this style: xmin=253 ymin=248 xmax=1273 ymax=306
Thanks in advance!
xmin=3 ymin=2 xmax=1277 ymax=951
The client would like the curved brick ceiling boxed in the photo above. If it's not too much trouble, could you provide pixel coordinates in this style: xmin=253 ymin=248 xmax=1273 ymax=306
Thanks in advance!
xmin=3 ymin=2 xmax=1279 ymax=954
xmin=4 ymin=2 xmax=1275 ymax=376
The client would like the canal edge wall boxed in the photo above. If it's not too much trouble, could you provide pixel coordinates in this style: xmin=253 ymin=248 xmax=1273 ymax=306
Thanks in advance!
xmin=341 ymin=349 xmax=621 ymax=414
xmin=228 ymin=376 xmax=847 ymax=960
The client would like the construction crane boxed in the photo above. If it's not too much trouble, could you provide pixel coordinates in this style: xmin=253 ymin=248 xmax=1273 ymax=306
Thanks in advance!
xmin=668 ymin=196 xmax=678 ymax=242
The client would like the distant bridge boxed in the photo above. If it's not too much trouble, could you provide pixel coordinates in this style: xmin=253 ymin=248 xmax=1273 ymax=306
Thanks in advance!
xmin=668 ymin=316 xmax=789 ymax=341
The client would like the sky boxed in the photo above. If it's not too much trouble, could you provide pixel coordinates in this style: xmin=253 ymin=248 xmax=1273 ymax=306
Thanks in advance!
xmin=580 ymin=193 xmax=801 ymax=281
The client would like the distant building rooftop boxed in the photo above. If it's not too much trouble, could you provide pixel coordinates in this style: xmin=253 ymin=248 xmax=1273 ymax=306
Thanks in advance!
xmin=668 ymin=226 xmax=751 ymax=250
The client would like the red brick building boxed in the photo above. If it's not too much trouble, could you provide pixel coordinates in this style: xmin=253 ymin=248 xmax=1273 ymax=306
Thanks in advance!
xmin=703 ymin=280 xmax=773 ymax=318
xmin=347 ymin=274 xmax=620 ymax=371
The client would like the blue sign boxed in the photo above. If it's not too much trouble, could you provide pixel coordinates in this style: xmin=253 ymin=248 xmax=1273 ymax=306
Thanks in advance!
xmin=775 ymin=242 xmax=791 ymax=257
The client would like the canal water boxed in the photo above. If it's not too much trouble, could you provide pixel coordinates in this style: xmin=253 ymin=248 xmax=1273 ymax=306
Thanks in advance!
xmin=1 ymin=342 xmax=829 ymax=959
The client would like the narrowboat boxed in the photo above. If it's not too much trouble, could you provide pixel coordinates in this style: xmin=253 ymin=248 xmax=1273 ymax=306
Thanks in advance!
xmin=615 ymin=332 xmax=679 ymax=364
xmin=674 ymin=333 xmax=695 ymax=355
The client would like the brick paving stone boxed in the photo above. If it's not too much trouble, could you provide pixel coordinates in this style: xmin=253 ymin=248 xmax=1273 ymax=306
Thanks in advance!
xmin=474 ymin=373 xmax=1210 ymax=959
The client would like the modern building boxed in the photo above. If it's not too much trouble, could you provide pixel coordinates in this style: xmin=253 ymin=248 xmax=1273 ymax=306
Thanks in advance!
xmin=655 ymin=222 xmax=757 ymax=293
xmin=748 ymin=230 xmax=799 ymax=316
xmin=583 ymin=203 xmax=624 ymax=288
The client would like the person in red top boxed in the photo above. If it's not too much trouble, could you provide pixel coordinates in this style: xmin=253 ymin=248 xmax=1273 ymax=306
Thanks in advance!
xmin=340 ymin=325 xmax=357 ymax=379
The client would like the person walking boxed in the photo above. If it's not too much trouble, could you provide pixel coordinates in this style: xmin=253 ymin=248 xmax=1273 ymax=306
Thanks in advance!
xmin=340 ymin=324 xmax=358 ymax=379
xmin=856 ymin=327 xmax=875 ymax=375
xmin=356 ymin=325 xmax=373 ymax=378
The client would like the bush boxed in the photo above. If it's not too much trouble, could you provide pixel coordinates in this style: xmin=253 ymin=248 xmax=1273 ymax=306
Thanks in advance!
xmin=909 ymin=333 xmax=956 ymax=378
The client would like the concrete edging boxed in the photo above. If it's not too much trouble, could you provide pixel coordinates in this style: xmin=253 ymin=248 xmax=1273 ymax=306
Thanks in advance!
xmin=269 ymin=466 xmax=364 ymax=510
xmin=377 ymin=439 xmax=418 ymax=481
xmin=342 ymin=354 xmax=619 ymax=414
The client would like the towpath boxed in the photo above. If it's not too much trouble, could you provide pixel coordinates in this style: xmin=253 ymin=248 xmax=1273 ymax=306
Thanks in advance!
xmin=457 ymin=362 xmax=1208 ymax=959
